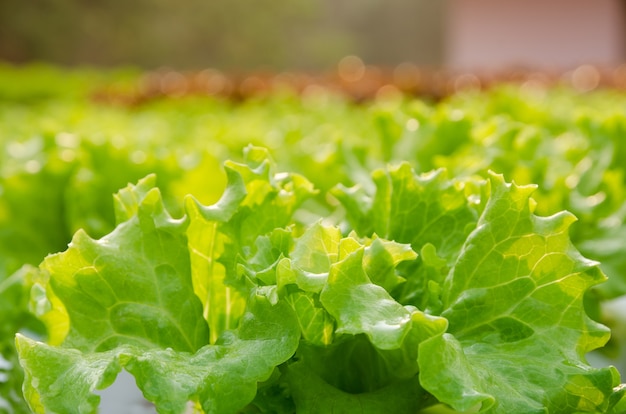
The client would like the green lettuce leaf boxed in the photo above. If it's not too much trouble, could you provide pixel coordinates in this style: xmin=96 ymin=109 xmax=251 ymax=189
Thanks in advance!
xmin=16 ymin=164 xmax=302 ymax=414
xmin=283 ymin=360 xmax=430 ymax=414
xmin=124 ymin=295 xmax=300 ymax=414
xmin=333 ymin=165 xmax=482 ymax=313
xmin=420 ymin=173 xmax=618 ymax=413
xmin=42 ymin=177 xmax=209 ymax=353
xmin=14 ymin=152 xmax=623 ymax=413
xmin=0 ymin=266 xmax=44 ymax=414
xmin=334 ymin=164 xmax=620 ymax=412
xmin=185 ymin=145 xmax=316 ymax=342
xmin=16 ymin=294 xmax=299 ymax=414
xmin=16 ymin=150 xmax=313 ymax=414
xmin=333 ymin=163 xmax=480 ymax=260
xmin=276 ymin=222 xmax=447 ymax=407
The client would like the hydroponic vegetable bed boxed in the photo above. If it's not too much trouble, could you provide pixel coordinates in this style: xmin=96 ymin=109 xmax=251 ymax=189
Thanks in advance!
xmin=1 ymin=64 xmax=625 ymax=413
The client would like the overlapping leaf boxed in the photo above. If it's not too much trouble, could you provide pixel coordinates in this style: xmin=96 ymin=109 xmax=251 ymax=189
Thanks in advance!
xmin=417 ymin=173 xmax=617 ymax=413
xmin=13 ymin=150 xmax=624 ymax=413
xmin=16 ymin=149 xmax=311 ymax=413
xmin=41 ymin=175 xmax=208 ymax=353
xmin=0 ymin=266 xmax=43 ymax=414
xmin=274 ymin=222 xmax=447 ymax=408
xmin=185 ymin=145 xmax=316 ymax=342
xmin=333 ymin=165 xmax=483 ymax=312
xmin=335 ymin=164 xmax=621 ymax=412
xmin=17 ymin=294 xmax=299 ymax=414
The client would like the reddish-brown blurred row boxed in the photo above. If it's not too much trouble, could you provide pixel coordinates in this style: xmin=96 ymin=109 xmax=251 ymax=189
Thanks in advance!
xmin=92 ymin=57 xmax=626 ymax=106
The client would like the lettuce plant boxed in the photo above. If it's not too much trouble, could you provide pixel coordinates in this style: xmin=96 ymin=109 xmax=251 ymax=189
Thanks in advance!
xmin=15 ymin=148 xmax=626 ymax=413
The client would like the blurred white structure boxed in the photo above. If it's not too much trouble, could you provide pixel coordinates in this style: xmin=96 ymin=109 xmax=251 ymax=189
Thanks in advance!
xmin=97 ymin=371 xmax=156 ymax=414
xmin=445 ymin=0 xmax=626 ymax=70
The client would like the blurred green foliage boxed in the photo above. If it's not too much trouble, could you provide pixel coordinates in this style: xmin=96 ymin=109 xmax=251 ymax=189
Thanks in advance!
xmin=2 ymin=65 xmax=626 ymax=411
xmin=0 ymin=0 xmax=444 ymax=69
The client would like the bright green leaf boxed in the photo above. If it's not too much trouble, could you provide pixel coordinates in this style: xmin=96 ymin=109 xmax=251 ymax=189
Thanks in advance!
xmin=42 ymin=182 xmax=209 ymax=353
xmin=420 ymin=173 xmax=616 ymax=413
xmin=17 ymin=295 xmax=300 ymax=414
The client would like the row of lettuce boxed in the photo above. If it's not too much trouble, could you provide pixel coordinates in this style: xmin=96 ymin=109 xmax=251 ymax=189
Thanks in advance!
xmin=1 ymin=64 xmax=626 ymax=412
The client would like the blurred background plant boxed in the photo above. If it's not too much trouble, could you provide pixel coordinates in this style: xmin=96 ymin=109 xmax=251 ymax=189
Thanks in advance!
xmin=0 ymin=0 xmax=444 ymax=70
xmin=2 ymin=0 xmax=626 ymax=412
